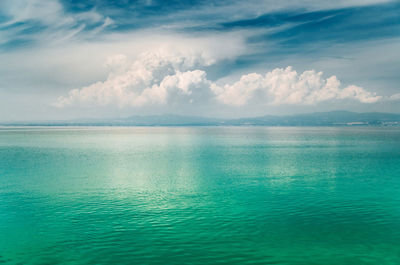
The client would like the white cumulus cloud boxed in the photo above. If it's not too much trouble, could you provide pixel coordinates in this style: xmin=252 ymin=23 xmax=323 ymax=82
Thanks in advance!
xmin=388 ymin=93 xmax=400 ymax=101
xmin=54 ymin=50 xmax=211 ymax=108
xmin=212 ymin=67 xmax=382 ymax=105
xmin=54 ymin=54 xmax=384 ymax=109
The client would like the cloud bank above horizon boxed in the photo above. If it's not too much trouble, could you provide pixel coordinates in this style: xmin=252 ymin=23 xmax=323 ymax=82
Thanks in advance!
xmin=54 ymin=51 xmax=382 ymax=109
xmin=0 ymin=0 xmax=399 ymax=120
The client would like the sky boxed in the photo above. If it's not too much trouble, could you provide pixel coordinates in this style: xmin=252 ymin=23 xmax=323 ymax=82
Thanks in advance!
xmin=0 ymin=0 xmax=399 ymax=121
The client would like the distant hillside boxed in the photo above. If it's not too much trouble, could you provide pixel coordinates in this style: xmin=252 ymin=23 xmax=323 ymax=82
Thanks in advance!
xmin=121 ymin=114 xmax=222 ymax=126
xmin=226 ymin=111 xmax=400 ymax=126
xmin=2 ymin=111 xmax=400 ymax=126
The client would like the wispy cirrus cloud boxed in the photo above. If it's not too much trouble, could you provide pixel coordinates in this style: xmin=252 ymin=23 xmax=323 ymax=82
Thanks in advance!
xmin=0 ymin=0 xmax=113 ymax=49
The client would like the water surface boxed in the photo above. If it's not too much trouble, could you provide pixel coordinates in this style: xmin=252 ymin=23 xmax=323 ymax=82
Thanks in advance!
xmin=0 ymin=127 xmax=399 ymax=265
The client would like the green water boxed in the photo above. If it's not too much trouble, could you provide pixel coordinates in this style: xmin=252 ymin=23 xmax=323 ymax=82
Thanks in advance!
xmin=0 ymin=127 xmax=400 ymax=265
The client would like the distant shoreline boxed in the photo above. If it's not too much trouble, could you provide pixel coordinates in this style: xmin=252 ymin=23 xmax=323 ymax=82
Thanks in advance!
xmin=1 ymin=111 xmax=400 ymax=127
xmin=1 ymin=124 xmax=399 ymax=128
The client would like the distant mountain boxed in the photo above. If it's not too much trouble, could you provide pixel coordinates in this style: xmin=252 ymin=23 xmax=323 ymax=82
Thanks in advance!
xmin=1 ymin=114 xmax=223 ymax=126
xmin=121 ymin=114 xmax=222 ymax=126
xmin=2 ymin=111 xmax=400 ymax=126
xmin=226 ymin=111 xmax=400 ymax=126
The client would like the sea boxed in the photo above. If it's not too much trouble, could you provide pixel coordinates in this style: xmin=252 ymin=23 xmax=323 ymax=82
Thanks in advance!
xmin=0 ymin=126 xmax=399 ymax=265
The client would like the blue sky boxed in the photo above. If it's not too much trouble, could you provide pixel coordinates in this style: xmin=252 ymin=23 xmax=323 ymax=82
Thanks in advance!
xmin=0 ymin=0 xmax=399 ymax=120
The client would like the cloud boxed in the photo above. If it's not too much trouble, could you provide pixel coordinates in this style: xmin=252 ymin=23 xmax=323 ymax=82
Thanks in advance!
xmin=0 ymin=0 xmax=113 ymax=47
xmin=55 ymin=54 xmax=384 ymax=109
xmin=0 ymin=0 xmax=398 ymax=121
xmin=388 ymin=93 xmax=400 ymax=101
xmin=53 ymin=50 xmax=211 ymax=108
xmin=212 ymin=67 xmax=382 ymax=105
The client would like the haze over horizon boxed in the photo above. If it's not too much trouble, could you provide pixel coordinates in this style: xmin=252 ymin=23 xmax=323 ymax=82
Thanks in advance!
xmin=1 ymin=0 xmax=400 ymax=121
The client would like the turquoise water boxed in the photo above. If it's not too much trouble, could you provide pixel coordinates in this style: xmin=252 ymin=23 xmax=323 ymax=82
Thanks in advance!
xmin=0 ymin=127 xmax=400 ymax=265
